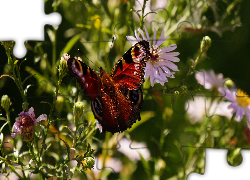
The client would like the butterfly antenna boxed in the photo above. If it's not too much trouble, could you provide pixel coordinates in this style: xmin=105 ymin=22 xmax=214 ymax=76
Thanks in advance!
xmin=77 ymin=49 xmax=100 ymax=69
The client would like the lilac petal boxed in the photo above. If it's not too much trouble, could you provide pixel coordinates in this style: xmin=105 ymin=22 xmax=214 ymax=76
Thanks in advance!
xmin=36 ymin=114 xmax=47 ymax=122
xmin=156 ymin=29 xmax=168 ymax=47
xmin=145 ymin=63 xmax=152 ymax=79
xmin=160 ymin=52 xmax=179 ymax=57
xmin=245 ymin=108 xmax=250 ymax=123
xmin=160 ymin=65 xmax=171 ymax=75
xmin=11 ymin=133 xmax=16 ymax=138
xmin=160 ymin=54 xmax=180 ymax=62
xmin=138 ymin=28 xmax=147 ymax=41
xmin=135 ymin=30 xmax=142 ymax=42
xmin=144 ymin=25 xmax=151 ymax=46
xmin=160 ymin=61 xmax=179 ymax=71
xmin=235 ymin=107 xmax=244 ymax=121
xmin=28 ymin=107 xmax=35 ymax=119
xmin=225 ymin=88 xmax=236 ymax=102
xmin=149 ymin=66 xmax=157 ymax=86
xmin=157 ymin=68 xmax=168 ymax=81
xmin=126 ymin=36 xmax=138 ymax=45
xmin=228 ymin=102 xmax=237 ymax=114
xmin=150 ymin=74 xmax=155 ymax=86
xmin=160 ymin=44 xmax=177 ymax=52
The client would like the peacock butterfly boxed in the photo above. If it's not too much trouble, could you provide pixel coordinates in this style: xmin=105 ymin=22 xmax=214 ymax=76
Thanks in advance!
xmin=67 ymin=40 xmax=150 ymax=133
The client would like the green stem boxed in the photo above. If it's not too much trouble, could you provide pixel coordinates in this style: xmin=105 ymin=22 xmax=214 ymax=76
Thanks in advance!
xmin=139 ymin=0 xmax=147 ymax=29
xmin=0 ymin=157 xmax=24 ymax=179
xmin=99 ymin=132 xmax=111 ymax=178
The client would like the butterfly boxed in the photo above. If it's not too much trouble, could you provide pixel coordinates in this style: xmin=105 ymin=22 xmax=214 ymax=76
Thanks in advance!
xmin=67 ymin=40 xmax=150 ymax=133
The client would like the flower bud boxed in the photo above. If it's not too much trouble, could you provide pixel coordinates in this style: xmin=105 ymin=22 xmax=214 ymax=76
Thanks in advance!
xmin=59 ymin=53 xmax=69 ymax=77
xmin=225 ymin=79 xmax=235 ymax=89
xmin=85 ymin=157 xmax=95 ymax=169
xmin=55 ymin=96 xmax=64 ymax=114
xmin=73 ymin=101 xmax=84 ymax=119
xmin=163 ymin=107 xmax=173 ymax=121
xmin=179 ymin=85 xmax=188 ymax=97
xmin=1 ymin=95 xmax=11 ymax=112
xmin=200 ymin=36 xmax=212 ymax=53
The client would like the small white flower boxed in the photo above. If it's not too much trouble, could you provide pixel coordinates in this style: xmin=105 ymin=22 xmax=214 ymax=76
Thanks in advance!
xmin=186 ymin=96 xmax=233 ymax=124
xmin=195 ymin=69 xmax=224 ymax=90
xmin=117 ymin=138 xmax=150 ymax=161
xmin=127 ymin=26 xmax=180 ymax=86
xmin=90 ymin=156 xmax=122 ymax=176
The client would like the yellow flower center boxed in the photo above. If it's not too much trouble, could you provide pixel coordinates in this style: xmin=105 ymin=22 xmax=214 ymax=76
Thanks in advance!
xmin=236 ymin=89 xmax=250 ymax=108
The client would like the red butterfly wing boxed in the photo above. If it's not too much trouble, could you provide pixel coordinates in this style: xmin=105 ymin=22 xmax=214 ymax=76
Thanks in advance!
xmin=67 ymin=40 xmax=150 ymax=134
xmin=110 ymin=40 xmax=150 ymax=90
xmin=67 ymin=58 xmax=100 ymax=100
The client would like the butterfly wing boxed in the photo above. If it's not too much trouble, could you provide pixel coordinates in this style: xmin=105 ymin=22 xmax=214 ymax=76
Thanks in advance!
xmin=110 ymin=40 xmax=150 ymax=90
xmin=94 ymin=40 xmax=150 ymax=133
xmin=67 ymin=57 xmax=100 ymax=100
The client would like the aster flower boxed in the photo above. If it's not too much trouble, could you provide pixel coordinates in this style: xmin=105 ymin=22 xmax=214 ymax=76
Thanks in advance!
xmin=219 ymin=87 xmax=250 ymax=126
xmin=186 ymin=96 xmax=233 ymax=124
xmin=117 ymin=138 xmax=150 ymax=161
xmin=11 ymin=107 xmax=47 ymax=139
xmin=126 ymin=26 xmax=180 ymax=86
xmin=195 ymin=69 xmax=224 ymax=90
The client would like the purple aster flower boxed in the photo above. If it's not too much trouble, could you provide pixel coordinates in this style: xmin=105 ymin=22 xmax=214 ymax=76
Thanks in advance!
xmin=11 ymin=107 xmax=47 ymax=139
xmin=195 ymin=69 xmax=224 ymax=90
xmin=126 ymin=26 xmax=180 ymax=86
xmin=219 ymin=87 xmax=250 ymax=126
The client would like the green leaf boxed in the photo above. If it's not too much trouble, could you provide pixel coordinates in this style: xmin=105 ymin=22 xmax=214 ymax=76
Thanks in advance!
xmin=60 ymin=33 xmax=82 ymax=56
xmin=60 ymin=138 xmax=71 ymax=159
xmin=139 ymin=153 xmax=151 ymax=178
xmin=25 ymin=66 xmax=55 ymax=94
xmin=0 ymin=122 xmax=8 ymax=134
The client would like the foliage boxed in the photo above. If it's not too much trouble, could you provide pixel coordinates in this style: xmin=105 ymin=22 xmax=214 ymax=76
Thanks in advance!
xmin=0 ymin=0 xmax=247 ymax=179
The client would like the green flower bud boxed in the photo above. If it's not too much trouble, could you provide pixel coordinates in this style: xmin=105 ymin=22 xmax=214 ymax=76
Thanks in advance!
xmin=85 ymin=157 xmax=95 ymax=169
xmin=179 ymin=85 xmax=188 ymax=97
xmin=163 ymin=107 xmax=173 ymax=121
xmin=200 ymin=36 xmax=212 ymax=53
xmin=55 ymin=96 xmax=64 ymax=114
xmin=225 ymin=79 xmax=235 ymax=89
xmin=1 ymin=95 xmax=11 ymax=112
xmin=59 ymin=53 xmax=69 ymax=78
xmin=73 ymin=101 xmax=84 ymax=119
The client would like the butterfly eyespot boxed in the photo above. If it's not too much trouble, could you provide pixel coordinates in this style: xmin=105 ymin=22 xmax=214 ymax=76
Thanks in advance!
xmin=91 ymin=98 xmax=103 ymax=121
xmin=127 ymin=89 xmax=142 ymax=106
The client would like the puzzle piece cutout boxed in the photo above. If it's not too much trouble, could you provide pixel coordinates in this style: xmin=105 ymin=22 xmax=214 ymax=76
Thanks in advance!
xmin=0 ymin=0 xmax=61 ymax=58
xmin=1 ymin=0 xmax=249 ymax=179
xmin=188 ymin=149 xmax=250 ymax=180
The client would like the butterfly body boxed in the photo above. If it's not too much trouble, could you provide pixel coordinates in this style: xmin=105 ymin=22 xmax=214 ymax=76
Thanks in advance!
xmin=68 ymin=40 xmax=150 ymax=133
